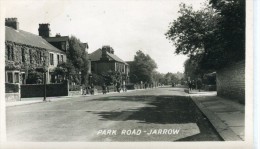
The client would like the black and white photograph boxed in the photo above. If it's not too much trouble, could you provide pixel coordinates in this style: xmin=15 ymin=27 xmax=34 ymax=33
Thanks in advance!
xmin=0 ymin=0 xmax=255 ymax=148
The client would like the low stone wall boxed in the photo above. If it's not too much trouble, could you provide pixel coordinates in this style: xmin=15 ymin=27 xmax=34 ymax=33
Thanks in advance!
xmin=6 ymin=93 xmax=20 ymax=102
xmin=68 ymin=90 xmax=82 ymax=96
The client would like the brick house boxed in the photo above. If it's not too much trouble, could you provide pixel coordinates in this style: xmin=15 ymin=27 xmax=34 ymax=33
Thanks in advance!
xmin=5 ymin=18 xmax=66 ymax=84
xmin=89 ymin=46 xmax=129 ymax=83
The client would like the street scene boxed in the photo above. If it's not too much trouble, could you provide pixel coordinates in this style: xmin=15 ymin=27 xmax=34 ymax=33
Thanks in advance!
xmin=3 ymin=0 xmax=246 ymax=144
xmin=7 ymin=87 xmax=223 ymax=141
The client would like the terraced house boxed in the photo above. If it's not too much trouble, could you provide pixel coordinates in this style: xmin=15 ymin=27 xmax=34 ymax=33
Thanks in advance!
xmin=5 ymin=18 xmax=66 ymax=85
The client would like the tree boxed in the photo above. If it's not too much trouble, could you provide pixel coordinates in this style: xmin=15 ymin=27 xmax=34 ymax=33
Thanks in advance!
xmin=66 ymin=36 xmax=89 ymax=85
xmin=166 ymin=3 xmax=218 ymax=56
xmin=209 ymin=0 xmax=245 ymax=62
xmin=129 ymin=50 xmax=157 ymax=84
xmin=101 ymin=70 xmax=122 ymax=86
xmin=151 ymin=71 xmax=164 ymax=85
xmin=162 ymin=72 xmax=183 ymax=85
xmin=166 ymin=1 xmax=245 ymax=70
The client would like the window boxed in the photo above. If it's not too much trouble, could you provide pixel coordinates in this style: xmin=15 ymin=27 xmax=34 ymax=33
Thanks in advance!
xmin=39 ymin=52 xmax=42 ymax=64
xmin=50 ymin=53 xmax=54 ymax=65
xmin=7 ymin=72 xmax=13 ymax=83
xmin=29 ymin=49 xmax=33 ymax=64
xmin=21 ymin=48 xmax=25 ymax=62
xmin=14 ymin=73 xmax=19 ymax=83
xmin=21 ymin=73 xmax=26 ymax=84
xmin=7 ymin=46 xmax=14 ymax=61
xmin=61 ymin=55 xmax=64 ymax=63
xmin=57 ymin=55 xmax=60 ymax=64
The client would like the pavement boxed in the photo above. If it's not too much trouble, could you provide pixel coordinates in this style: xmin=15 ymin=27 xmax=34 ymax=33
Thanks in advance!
xmin=6 ymin=89 xmax=138 ymax=107
xmin=189 ymin=90 xmax=245 ymax=141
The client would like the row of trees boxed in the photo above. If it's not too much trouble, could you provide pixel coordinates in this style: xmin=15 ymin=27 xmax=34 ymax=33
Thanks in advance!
xmin=165 ymin=0 xmax=245 ymax=79
xmin=129 ymin=50 xmax=184 ymax=86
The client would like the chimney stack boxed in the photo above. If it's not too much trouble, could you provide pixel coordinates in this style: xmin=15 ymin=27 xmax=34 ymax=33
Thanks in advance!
xmin=101 ymin=46 xmax=109 ymax=61
xmin=5 ymin=18 xmax=19 ymax=30
xmin=38 ymin=23 xmax=51 ymax=37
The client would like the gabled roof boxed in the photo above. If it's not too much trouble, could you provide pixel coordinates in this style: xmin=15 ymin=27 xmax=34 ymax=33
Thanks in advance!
xmin=5 ymin=26 xmax=65 ymax=54
xmin=89 ymin=49 xmax=128 ymax=65
xmin=44 ymin=36 xmax=69 ymax=42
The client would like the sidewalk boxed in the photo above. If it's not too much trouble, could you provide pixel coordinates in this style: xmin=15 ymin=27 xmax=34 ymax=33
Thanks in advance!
xmin=6 ymin=89 xmax=140 ymax=107
xmin=6 ymin=95 xmax=86 ymax=107
xmin=189 ymin=90 xmax=245 ymax=141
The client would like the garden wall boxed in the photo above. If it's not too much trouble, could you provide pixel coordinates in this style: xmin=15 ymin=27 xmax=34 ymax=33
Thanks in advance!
xmin=21 ymin=82 xmax=68 ymax=98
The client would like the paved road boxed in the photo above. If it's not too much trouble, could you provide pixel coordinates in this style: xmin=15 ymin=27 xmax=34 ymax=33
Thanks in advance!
xmin=6 ymin=87 xmax=222 ymax=141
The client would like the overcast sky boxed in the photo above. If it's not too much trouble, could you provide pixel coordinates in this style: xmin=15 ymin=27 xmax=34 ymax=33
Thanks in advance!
xmin=3 ymin=0 xmax=206 ymax=73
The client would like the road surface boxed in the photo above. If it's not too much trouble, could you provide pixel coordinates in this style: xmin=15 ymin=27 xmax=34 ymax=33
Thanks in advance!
xmin=6 ymin=87 xmax=222 ymax=141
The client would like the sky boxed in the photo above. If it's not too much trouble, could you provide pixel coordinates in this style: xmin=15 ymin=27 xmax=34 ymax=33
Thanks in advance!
xmin=3 ymin=0 xmax=206 ymax=73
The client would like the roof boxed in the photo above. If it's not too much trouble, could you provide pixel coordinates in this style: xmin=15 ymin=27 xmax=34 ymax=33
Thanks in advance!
xmin=5 ymin=26 xmax=65 ymax=54
xmin=89 ymin=49 xmax=128 ymax=65
xmin=44 ymin=36 xmax=69 ymax=42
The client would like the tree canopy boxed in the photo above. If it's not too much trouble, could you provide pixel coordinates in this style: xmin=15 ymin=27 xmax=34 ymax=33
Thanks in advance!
xmin=129 ymin=50 xmax=157 ymax=84
xmin=166 ymin=0 xmax=245 ymax=71
xmin=54 ymin=36 xmax=89 ymax=85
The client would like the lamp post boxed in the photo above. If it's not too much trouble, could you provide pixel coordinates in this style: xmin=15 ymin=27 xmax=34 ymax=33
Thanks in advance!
xmin=43 ymin=70 xmax=47 ymax=101
xmin=42 ymin=57 xmax=47 ymax=102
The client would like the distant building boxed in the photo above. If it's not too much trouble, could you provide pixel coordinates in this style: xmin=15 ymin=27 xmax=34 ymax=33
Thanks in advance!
xmin=89 ymin=46 xmax=129 ymax=82
xmin=5 ymin=18 xmax=66 ymax=84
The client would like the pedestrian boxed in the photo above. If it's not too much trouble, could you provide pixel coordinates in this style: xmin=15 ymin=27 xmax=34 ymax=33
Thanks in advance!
xmin=85 ymin=85 xmax=89 ymax=94
xmin=188 ymin=81 xmax=192 ymax=91
xmin=197 ymin=78 xmax=203 ymax=92
xmin=122 ymin=81 xmax=126 ymax=92
xmin=116 ymin=82 xmax=121 ymax=93
xmin=90 ymin=83 xmax=94 ymax=95
xmin=102 ymin=83 xmax=106 ymax=94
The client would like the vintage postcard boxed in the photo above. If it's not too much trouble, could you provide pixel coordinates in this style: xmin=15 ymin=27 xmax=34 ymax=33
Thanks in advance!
xmin=0 ymin=0 xmax=254 ymax=148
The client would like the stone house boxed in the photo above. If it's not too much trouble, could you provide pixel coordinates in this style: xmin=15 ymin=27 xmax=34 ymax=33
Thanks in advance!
xmin=5 ymin=18 xmax=66 ymax=84
xmin=89 ymin=46 xmax=129 ymax=83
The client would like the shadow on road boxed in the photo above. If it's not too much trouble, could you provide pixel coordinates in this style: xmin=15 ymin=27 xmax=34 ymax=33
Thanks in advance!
xmin=89 ymin=95 xmax=223 ymax=141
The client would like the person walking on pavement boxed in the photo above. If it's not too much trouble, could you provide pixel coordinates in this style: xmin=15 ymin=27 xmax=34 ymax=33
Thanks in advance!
xmin=188 ymin=81 xmax=192 ymax=91
xmin=102 ymin=83 xmax=107 ymax=94
xmin=116 ymin=82 xmax=121 ymax=93
xmin=197 ymin=78 xmax=203 ymax=92
xmin=90 ymin=83 xmax=94 ymax=95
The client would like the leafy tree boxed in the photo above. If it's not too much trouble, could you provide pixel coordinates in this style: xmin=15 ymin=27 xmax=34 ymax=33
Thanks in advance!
xmin=209 ymin=0 xmax=245 ymax=62
xmin=66 ymin=36 xmax=89 ymax=85
xmin=129 ymin=50 xmax=157 ymax=84
xmin=166 ymin=1 xmax=245 ymax=70
xmin=101 ymin=70 xmax=122 ymax=86
xmin=151 ymin=71 xmax=164 ymax=85
xmin=26 ymin=69 xmax=43 ymax=84
xmin=162 ymin=72 xmax=183 ymax=85
xmin=166 ymin=3 xmax=218 ymax=56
